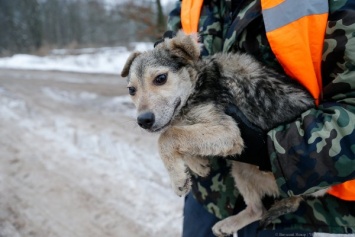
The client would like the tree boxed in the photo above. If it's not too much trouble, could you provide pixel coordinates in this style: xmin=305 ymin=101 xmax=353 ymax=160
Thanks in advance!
xmin=0 ymin=0 xmax=41 ymax=54
xmin=0 ymin=0 xmax=168 ymax=55
xmin=118 ymin=0 xmax=167 ymax=41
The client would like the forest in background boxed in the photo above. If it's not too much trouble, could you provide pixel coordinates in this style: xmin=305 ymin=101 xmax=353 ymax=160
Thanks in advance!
xmin=0 ymin=0 xmax=173 ymax=56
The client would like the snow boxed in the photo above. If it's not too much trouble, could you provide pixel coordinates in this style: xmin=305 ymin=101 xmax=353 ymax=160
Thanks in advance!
xmin=0 ymin=43 xmax=153 ymax=75
xmin=0 ymin=44 xmax=183 ymax=236
xmin=12 ymin=92 xmax=180 ymax=233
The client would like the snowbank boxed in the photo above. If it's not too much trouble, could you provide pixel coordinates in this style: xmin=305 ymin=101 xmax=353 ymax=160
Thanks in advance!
xmin=0 ymin=43 xmax=153 ymax=75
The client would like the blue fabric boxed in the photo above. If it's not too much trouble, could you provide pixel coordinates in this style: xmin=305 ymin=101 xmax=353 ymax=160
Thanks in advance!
xmin=182 ymin=192 xmax=223 ymax=237
xmin=182 ymin=192 xmax=259 ymax=237
xmin=182 ymin=192 xmax=313 ymax=237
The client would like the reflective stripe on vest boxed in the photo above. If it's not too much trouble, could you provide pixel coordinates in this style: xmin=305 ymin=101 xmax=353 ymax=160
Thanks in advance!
xmin=180 ymin=0 xmax=355 ymax=201
xmin=261 ymin=0 xmax=328 ymax=105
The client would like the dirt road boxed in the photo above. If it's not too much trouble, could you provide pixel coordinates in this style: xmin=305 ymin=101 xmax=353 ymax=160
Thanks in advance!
xmin=0 ymin=69 xmax=182 ymax=237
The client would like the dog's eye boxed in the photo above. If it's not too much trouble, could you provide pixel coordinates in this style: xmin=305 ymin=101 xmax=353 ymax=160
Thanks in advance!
xmin=153 ymin=73 xmax=167 ymax=86
xmin=128 ymin=87 xmax=136 ymax=96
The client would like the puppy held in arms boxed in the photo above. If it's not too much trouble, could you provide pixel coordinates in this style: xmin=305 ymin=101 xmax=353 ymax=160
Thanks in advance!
xmin=121 ymin=31 xmax=325 ymax=236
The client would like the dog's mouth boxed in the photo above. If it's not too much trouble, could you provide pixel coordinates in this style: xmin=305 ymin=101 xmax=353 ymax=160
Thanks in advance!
xmin=150 ymin=98 xmax=181 ymax=133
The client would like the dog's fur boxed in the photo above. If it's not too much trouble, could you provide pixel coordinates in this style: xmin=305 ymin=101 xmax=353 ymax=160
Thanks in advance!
xmin=121 ymin=31 xmax=321 ymax=236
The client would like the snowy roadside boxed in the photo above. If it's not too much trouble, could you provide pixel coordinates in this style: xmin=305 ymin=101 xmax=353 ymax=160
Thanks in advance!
xmin=0 ymin=67 xmax=183 ymax=237
xmin=0 ymin=43 xmax=153 ymax=75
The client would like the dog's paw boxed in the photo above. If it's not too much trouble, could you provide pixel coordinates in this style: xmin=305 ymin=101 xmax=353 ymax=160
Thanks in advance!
xmin=184 ymin=155 xmax=210 ymax=177
xmin=172 ymin=177 xmax=191 ymax=197
xmin=191 ymin=162 xmax=210 ymax=177
xmin=260 ymin=196 xmax=303 ymax=227
xmin=171 ymin=171 xmax=191 ymax=197
xmin=212 ymin=218 xmax=237 ymax=237
xmin=218 ymin=139 xmax=244 ymax=157
xmin=229 ymin=139 xmax=244 ymax=155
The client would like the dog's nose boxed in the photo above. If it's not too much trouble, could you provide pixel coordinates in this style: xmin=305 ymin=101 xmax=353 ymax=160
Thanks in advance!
xmin=137 ymin=112 xmax=155 ymax=129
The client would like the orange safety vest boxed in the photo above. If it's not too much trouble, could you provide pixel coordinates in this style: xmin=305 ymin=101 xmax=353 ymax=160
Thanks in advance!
xmin=181 ymin=0 xmax=204 ymax=34
xmin=181 ymin=0 xmax=355 ymax=201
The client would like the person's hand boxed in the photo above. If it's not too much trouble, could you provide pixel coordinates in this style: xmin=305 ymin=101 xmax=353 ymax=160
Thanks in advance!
xmin=154 ymin=31 xmax=176 ymax=47
xmin=224 ymin=103 xmax=271 ymax=171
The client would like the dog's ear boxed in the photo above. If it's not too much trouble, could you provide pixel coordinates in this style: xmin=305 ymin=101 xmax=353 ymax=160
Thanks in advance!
xmin=165 ymin=31 xmax=200 ymax=62
xmin=121 ymin=51 xmax=141 ymax=77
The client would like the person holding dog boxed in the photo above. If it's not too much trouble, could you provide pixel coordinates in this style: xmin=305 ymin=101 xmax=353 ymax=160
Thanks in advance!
xmin=160 ymin=0 xmax=355 ymax=236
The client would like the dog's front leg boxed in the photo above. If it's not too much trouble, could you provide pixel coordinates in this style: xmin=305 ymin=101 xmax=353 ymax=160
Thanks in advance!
xmin=166 ymin=116 xmax=244 ymax=158
xmin=157 ymin=105 xmax=244 ymax=197
xmin=179 ymin=104 xmax=244 ymax=157
xmin=184 ymin=154 xmax=211 ymax=177
xmin=213 ymin=162 xmax=279 ymax=236
xmin=158 ymin=118 xmax=243 ymax=196
xmin=158 ymin=132 xmax=192 ymax=197
xmin=158 ymin=136 xmax=211 ymax=196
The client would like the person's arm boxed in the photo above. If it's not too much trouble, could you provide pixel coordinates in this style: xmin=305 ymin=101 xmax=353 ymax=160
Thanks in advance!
xmin=167 ymin=1 xmax=182 ymax=32
xmin=268 ymin=2 xmax=355 ymax=197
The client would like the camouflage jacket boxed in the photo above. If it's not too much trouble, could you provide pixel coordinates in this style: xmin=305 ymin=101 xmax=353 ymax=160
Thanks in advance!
xmin=168 ymin=0 xmax=355 ymax=233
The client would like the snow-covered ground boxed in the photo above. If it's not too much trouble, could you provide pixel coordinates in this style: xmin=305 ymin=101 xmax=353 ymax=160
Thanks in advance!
xmin=0 ymin=43 xmax=152 ymax=75
xmin=0 ymin=45 xmax=183 ymax=237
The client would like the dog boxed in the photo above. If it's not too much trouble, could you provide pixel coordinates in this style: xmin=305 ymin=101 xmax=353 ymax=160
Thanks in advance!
xmin=121 ymin=31 xmax=323 ymax=236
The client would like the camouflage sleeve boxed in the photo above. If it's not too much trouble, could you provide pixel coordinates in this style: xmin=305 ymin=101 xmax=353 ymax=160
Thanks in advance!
xmin=167 ymin=0 xmax=227 ymax=56
xmin=167 ymin=1 xmax=182 ymax=32
xmin=268 ymin=0 xmax=355 ymax=197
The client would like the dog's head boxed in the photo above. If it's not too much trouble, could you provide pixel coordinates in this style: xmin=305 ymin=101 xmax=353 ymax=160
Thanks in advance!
xmin=121 ymin=31 xmax=201 ymax=133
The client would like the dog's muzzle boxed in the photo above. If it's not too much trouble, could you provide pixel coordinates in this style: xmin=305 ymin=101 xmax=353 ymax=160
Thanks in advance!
xmin=137 ymin=112 xmax=155 ymax=129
